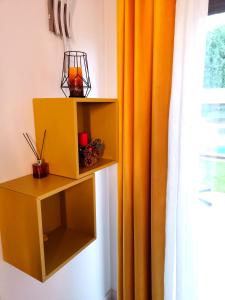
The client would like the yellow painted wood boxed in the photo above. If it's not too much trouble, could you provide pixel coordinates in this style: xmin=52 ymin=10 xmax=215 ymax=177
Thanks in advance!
xmin=0 ymin=174 xmax=89 ymax=200
xmin=65 ymin=177 xmax=96 ymax=236
xmin=0 ymin=174 xmax=95 ymax=282
xmin=41 ymin=193 xmax=63 ymax=233
xmin=33 ymin=99 xmax=77 ymax=179
xmin=44 ymin=229 xmax=95 ymax=278
xmin=87 ymin=102 xmax=118 ymax=160
xmin=33 ymin=98 xmax=118 ymax=179
xmin=79 ymin=158 xmax=116 ymax=176
xmin=0 ymin=189 xmax=44 ymax=281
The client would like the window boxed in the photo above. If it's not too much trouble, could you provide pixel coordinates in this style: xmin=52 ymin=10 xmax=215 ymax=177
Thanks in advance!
xmin=198 ymin=9 xmax=225 ymax=300
xmin=200 ymin=13 xmax=225 ymax=194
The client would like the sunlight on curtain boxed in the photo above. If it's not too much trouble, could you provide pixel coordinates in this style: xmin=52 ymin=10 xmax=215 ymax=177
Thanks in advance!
xmin=165 ymin=1 xmax=209 ymax=300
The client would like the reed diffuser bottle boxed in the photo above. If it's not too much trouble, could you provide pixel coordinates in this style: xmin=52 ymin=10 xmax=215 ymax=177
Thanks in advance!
xmin=23 ymin=130 xmax=49 ymax=178
xmin=32 ymin=159 xmax=49 ymax=179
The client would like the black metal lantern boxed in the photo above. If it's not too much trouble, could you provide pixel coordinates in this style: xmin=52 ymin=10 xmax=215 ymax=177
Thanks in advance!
xmin=61 ymin=51 xmax=91 ymax=98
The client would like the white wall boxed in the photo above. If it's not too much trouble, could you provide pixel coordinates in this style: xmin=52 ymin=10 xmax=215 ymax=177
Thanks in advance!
xmin=103 ymin=0 xmax=117 ymax=293
xmin=103 ymin=0 xmax=117 ymax=98
xmin=0 ymin=0 xmax=117 ymax=299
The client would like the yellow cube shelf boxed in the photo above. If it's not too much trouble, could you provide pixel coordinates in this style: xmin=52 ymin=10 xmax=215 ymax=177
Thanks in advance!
xmin=33 ymin=98 xmax=118 ymax=179
xmin=0 ymin=174 xmax=96 ymax=282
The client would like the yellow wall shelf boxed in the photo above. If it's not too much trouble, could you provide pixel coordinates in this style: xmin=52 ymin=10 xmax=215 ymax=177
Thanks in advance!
xmin=33 ymin=98 xmax=118 ymax=179
xmin=0 ymin=174 xmax=96 ymax=282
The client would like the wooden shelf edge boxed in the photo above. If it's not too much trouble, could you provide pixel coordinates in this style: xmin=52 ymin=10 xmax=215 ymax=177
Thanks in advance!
xmin=78 ymin=159 xmax=117 ymax=178
xmin=38 ymin=174 xmax=94 ymax=200
xmin=43 ymin=236 xmax=96 ymax=281
xmin=0 ymin=174 xmax=94 ymax=201
xmin=33 ymin=98 xmax=117 ymax=103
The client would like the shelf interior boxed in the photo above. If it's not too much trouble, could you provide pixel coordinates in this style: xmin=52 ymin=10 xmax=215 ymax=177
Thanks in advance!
xmin=79 ymin=158 xmax=115 ymax=175
xmin=77 ymin=102 xmax=117 ymax=175
xmin=40 ymin=177 xmax=95 ymax=276
xmin=44 ymin=227 xmax=94 ymax=276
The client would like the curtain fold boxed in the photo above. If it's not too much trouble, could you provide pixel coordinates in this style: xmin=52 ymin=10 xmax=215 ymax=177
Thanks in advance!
xmin=117 ymin=1 xmax=175 ymax=299
xmin=165 ymin=1 xmax=209 ymax=300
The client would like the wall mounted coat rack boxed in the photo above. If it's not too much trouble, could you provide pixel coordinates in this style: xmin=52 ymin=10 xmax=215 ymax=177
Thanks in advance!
xmin=48 ymin=0 xmax=71 ymax=38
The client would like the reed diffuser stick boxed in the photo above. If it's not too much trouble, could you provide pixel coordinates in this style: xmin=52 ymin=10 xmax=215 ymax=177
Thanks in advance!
xmin=23 ymin=133 xmax=40 ymax=160
xmin=23 ymin=130 xmax=47 ymax=162
xmin=26 ymin=133 xmax=40 ymax=160
xmin=40 ymin=130 xmax=46 ymax=160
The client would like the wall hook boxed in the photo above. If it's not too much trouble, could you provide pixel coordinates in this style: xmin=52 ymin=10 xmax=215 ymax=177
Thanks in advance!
xmin=48 ymin=0 xmax=72 ymax=48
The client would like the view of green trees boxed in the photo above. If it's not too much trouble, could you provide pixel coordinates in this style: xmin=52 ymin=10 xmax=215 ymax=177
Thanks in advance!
xmin=204 ymin=25 xmax=225 ymax=88
xmin=202 ymin=25 xmax=225 ymax=192
xmin=201 ymin=159 xmax=225 ymax=192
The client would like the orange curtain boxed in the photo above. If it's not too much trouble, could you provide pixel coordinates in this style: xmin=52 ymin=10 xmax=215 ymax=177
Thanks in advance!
xmin=117 ymin=1 xmax=176 ymax=300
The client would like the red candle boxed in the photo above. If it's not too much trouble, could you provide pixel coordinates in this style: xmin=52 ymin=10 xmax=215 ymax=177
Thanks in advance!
xmin=68 ymin=67 xmax=84 ymax=97
xmin=78 ymin=132 xmax=88 ymax=147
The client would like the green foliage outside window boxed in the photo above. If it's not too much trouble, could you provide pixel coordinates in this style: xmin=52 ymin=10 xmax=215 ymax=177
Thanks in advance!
xmin=204 ymin=25 xmax=225 ymax=88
